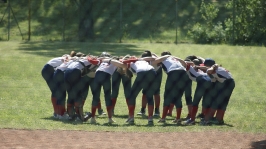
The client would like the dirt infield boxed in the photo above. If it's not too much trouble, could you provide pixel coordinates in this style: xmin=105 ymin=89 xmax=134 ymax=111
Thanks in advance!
xmin=0 ymin=129 xmax=265 ymax=149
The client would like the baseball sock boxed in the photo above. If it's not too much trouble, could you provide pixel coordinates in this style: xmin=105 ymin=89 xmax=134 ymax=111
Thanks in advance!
xmin=175 ymin=108 xmax=182 ymax=120
xmin=91 ymin=106 xmax=98 ymax=117
xmin=161 ymin=106 xmax=169 ymax=119
xmin=205 ymin=108 xmax=216 ymax=121
xmin=154 ymin=94 xmax=160 ymax=109
xmin=107 ymin=106 xmax=113 ymax=118
xmin=167 ymin=103 xmax=174 ymax=115
xmin=216 ymin=109 xmax=225 ymax=121
xmin=187 ymin=104 xmax=193 ymax=118
xmin=191 ymin=106 xmax=198 ymax=121
xmin=111 ymin=98 xmax=117 ymax=111
xmin=148 ymin=105 xmax=154 ymax=118
xmin=141 ymin=94 xmax=147 ymax=109
xmin=128 ymin=105 xmax=135 ymax=118
xmin=51 ymin=97 xmax=57 ymax=114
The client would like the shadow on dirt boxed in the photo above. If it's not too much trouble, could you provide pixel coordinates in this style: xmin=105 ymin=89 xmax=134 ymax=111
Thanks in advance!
xmin=250 ymin=140 xmax=266 ymax=149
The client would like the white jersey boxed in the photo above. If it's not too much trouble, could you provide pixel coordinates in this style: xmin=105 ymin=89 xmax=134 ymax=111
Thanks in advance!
xmin=162 ymin=56 xmax=185 ymax=73
xmin=47 ymin=57 xmax=64 ymax=68
xmin=209 ymin=67 xmax=233 ymax=83
xmin=96 ymin=62 xmax=117 ymax=75
xmin=186 ymin=66 xmax=210 ymax=82
xmin=129 ymin=60 xmax=154 ymax=74
xmin=67 ymin=58 xmax=91 ymax=70
xmin=56 ymin=60 xmax=74 ymax=71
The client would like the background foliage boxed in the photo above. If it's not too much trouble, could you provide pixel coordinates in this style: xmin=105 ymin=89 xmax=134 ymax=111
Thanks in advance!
xmin=1 ymin=0 xmax=265 ymax=45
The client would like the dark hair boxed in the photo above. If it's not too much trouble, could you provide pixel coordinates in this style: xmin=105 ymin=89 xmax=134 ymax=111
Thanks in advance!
xmin=203 ymin=58 xmax=216 ymax=67
xmin=141 ymin=50 xmax=152 ymax=58
xmin=161 ymin=51 xmax=171 ymax=56
xmin=185 ymin=55 xmax=198 ymax=61
xmin=192 ymin=59 xmax=202 ymax=66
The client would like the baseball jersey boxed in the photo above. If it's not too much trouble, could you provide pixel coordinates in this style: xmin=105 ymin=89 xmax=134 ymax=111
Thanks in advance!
xmin=47 ymin=57 xmax=64 ymax=68
xmin=186 ymin=65 xmax=212 ymax=81
xmin=56 ymin=60 xmax=74 ymax=71
xmin=161 ymin=56 xmax=186 ymax=73
xmin=129 ymin=60 xmax=154 ymax=74
xmin=67 ymin=58 xmax=91 ymax=70
xmin=96 ymin=62 xmax=117 ymax=75
xmin=209 ymin=67 xmax=233 ymax=83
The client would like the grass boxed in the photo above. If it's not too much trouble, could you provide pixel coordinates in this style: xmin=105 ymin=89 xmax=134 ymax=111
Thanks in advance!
xmin=0 ymin=41 xmax=266 ymax=134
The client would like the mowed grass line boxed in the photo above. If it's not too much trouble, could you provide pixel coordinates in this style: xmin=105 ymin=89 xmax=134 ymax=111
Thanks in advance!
xmin=0 ymin=41 xmax=265 ymax=133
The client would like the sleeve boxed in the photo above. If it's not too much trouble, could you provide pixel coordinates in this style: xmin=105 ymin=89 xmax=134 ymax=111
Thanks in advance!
xmin=87 ymin=57 xmax=101 ymax=65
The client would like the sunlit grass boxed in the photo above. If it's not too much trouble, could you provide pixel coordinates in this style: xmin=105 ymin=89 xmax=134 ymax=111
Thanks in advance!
xmin=0 ymin=41 xmax=265 ymax=134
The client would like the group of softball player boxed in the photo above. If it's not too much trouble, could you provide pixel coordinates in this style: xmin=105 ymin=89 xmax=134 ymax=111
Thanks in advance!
xmin=41 ymin=50 xmax=235 ymax=125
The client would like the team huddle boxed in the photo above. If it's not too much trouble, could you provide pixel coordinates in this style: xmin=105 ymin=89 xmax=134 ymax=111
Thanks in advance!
xmin=41 ymin=50 xmax=235 ymax=125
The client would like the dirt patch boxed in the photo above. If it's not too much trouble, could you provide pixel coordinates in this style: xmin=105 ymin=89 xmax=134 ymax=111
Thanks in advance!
xmin=0 ymin=129 xmax=265 ymax=149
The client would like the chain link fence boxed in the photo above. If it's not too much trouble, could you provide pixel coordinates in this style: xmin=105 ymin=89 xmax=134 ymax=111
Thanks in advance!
xmin=0 ymin=0 xmax=240 ymax=44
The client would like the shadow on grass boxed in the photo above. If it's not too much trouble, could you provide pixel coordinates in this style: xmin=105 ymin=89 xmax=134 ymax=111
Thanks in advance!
xmin=18 ymin=41 xmax=144 ymax=59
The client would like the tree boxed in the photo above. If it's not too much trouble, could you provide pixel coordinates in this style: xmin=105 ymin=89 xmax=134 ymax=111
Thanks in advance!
xmin=73 ymin=0 xmax=94 ymax=41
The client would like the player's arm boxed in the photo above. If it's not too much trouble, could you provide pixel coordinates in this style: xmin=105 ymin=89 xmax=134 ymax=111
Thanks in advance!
xmin=151 ymin=55 xmax=171 ymax=65
xmin=206 ymin=64 xmax=218 ymax=74
xmin=103 ymin=59 xmax=127 ymax=69
xmin=172 ymin=56 xmax=187 ymax=68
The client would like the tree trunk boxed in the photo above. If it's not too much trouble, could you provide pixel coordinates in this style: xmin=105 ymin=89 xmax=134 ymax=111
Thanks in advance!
xmin=78 ymin=0 xmax=94 ymax=41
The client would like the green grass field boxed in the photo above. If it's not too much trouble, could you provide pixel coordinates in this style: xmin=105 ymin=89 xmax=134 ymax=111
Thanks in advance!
xmin=0 ymin=41 xmax=265 ymax=134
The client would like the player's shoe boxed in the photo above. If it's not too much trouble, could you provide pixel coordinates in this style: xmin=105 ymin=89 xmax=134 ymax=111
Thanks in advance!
xmin=83 ymin=112 xmax=92 ymax=122
xmin=210 ymin=119 xmax=224 ymax=125
xmin=137 ymin=108 xmax=146 ymax=115
xmin=153 ymin=108 xmax=160 ymax=117
xmin=108 ymin=118 xmax=116 ymax=124
xmin=199 ymin=120 xmax=211 ymax=126
xmin=183 ymin=118 xmax=195 ymax=125
xmin=53 ymin=113 xmax=58 ymax=119
xmin=196 ymin=113 xmax=204 ymax=119
xmin=98 ymin=109 xmax=106 ymax=115
xmin=58 ymin=112 xmax=69 ymax=120
xmin=158 ymin=118 xmax=166 ymax=123
xmin=125 ymin=117 xmax=135 ymax=124
xmin=172 ymin=119 xmax=182 ymax=124
xmin=148 ymin=118 xmax=154 ymax=125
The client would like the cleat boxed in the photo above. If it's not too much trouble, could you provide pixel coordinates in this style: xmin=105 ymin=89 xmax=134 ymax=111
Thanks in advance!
xmin=108 ymin=118 xmax=115 ymax=123
xmin=148 ymin=119 xmax=154 ymax=125
xmin=53 ymin=113 xmax=58 ymax=119
xmin=210 ymin=118 xmax=225 ymax=125
xmin=158 ymin=118 xmax=166 ymax=123
xmin=196 ymin=113 xmax=204 ymax=119
xmin=98 ymin=109 xmax=106 ymax=115
xmin=184 ymin=114 xmax=190 ymax=120
xmin=137 ymin=108 xmax=146 ymax=115
xmin=199 ymin=120 xmax=211 ymax=126
xmin=172 ymin=119 xmax=182 ymax=124
xmin=154 ymin=108 xmax=160 ymax=117
xmin=125 ymin=117 xmax=135 ymax=124
xmin=184 ymin=119 xmax=195 ymax=125
xmin=83 ymin=112 xmax=92 ymax=122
